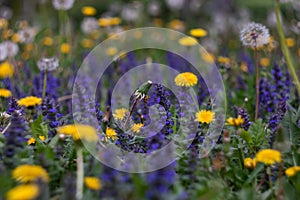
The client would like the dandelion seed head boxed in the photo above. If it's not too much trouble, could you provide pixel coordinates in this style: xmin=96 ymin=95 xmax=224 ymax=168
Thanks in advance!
xmin=52 ymin=0 xmax=75 ymax=10
xmin=240 ymin=22 xmax=270 ymax=49
xmin=2 ymin=41 xmax=18 ymax=57
xmin=37 ymin=57 xmax=59 ymax=72
xmin=81 ymin=17 xmax=98 ymax=34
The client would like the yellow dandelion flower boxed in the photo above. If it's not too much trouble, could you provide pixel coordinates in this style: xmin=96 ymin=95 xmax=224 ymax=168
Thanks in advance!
xmin=0 ymin=88 xmax=12 ymax=98
xmin=25 ymin=43 xmax=34 ymax=52
xmin=81 ymin=6 xmax=97 ymax=16
xmin=240 ymin=62 xmax=248 ymax=72
xmin=195 ymin=110 xmax=215 ymax=124
xmin=113 ymin=108 xmax=128 ymax=120
xmin=178 ymin=36 xmax=198 ymax=47
xmin=27 ymin=137 xmax=36 ymax=145
xmin=6 ymin=184 xmax=39 ymax=200
xmin=18 ymin=96 xmax=42 ymax=107
xmin=153 ymin=18 xmax=163 ymax=27
xmin=190 ymin=28 xmax=207 ymax=37
xmin=98 ymin=18 xmax=113 ymax=27
xmin=81 ymin=38 xmax=94 ymax=49
xmin=285 ymin=166 xmax=300 ymax=177
xmin=256 ymin=149 xmax=281 ymax=165
xmin=2 ymin=29 xmax=12 ymax=40
xmin=84 ymin=177 xmax=102 ymax=190
xmin=226 ymin=115 xmax=244 ymax=127
xmin=218 ymin=56 xmax=230 ymax=64
xmin=39 ymin=136 xmax=45 ymax=141
xmin=168 ymin=19 xmax=185 ymax=31
xmin=174 ymin=72 xmax=198 ymax=87
xmin=12 ymin=165 xmax=49 ymax=183
xmin=105 ymin=127 xmax=118 ymax=141
xmin=43 ymin=37 xmax=54 ymax=46
xmin=260 ymin=57 xmax=270 ymax=67
xmin=200 ymin=51 xmax=215 ymax=64
xmin=60 ymin=43 xmax=70 ymax=54
xmin=286 ymin=38 xmax=295 ymax=47
xmin=244 ymin=157 xmax=256 ymax=169
xmin=0 ymin=61 xmax=14 ymax=79
xmin=131 ymin=123 xmax=144 ymax=133
xmin=0 ymin=18 xmax=8 ymax=29
xmin=57 ymin=124 xmax=98 ymax=142
xmin=11 ymin=34 xmax=19 ymax=43
xmin=105 ymin=47 xmax=118 ymax=56
xmin=111 ymin=17 xmax=121 ymax=26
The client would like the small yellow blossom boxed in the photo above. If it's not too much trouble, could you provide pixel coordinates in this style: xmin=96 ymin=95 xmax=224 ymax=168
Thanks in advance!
xmin=60 ymin=43 xmax=70 ymax=54
xmin=218 ymin=56 xmax=230 ymax=64
xmin=131 ymin=123 xmax=144 ymax=133
xmin=260 ymin=57 xmax=270 ymax=67
xmin=11 ymin=34 xmax=19 ymax=43
xmin=190 ymin=28 xmax=207 ymax=37
xmin=12 ymin=164 xmax=50 ymax=183
xmin=286 ymin=38 xmax=295 ymax=47
xmin=0 ymin=18 xmax=8 ymax=29
xmin=105 ymin=47 xmax=118 ymax=56
xmin=240 ymin=62 xmax=248 ymax=72
xmin=27 ymin=137 xmax=36 ymax=145
xmin=39 ymin=136 xmax=45 ymax=141
xmin=0 ymin=61 xmax=14 ymax=79
xmin=24 ymin=43 xmax=34 ymax=52
xmin=81 ymin=6 xmax=97 ymax=16
xmin=200 ymin=50 xmax=215 ymax=63
xmin=105 ymin=127 xmax=118 ymax=141
xmin=195 ymin=110 xmax=215 ymax=124
xmin=81 ymin=38 xmax=94 ymax=48
xmin=43 ymin=37 xmax=54 ymax=46
xmin=174 ymin=72 xmax=198 ymax=87
xmin=285 ymin=166 xmax=300 ymax=177
xmin=178 ymin=36 xmax=198 ymax=47
xmin=85 ymin=177 xmax=102 ymax=190
xmin=57 ymin=124 xmax=98 ymax=142
xmin=256 ymin=149 xmax=281 ymax=165
xmin=0 ymin=88 xmax=12 ymax=98
xmin=168 ymin=19 xmax=185 ymax=31
xmin=244 ymin=157 xmax=256 ymax=169
xmin=18 ymin=96 xmax=42 ymax=107
xmin=113 ymin=108 xmax=128 ymax=120
xmin=226 ymin=115 xmax=244 ymax=127
xmin=6 ymin=184 xmax=39 ymax=200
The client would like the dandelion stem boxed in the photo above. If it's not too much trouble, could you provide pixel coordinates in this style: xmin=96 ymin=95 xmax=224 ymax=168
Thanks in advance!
xmin=124 ymin=98 xmax=138 ymax=129
xmin=275 ymin=1 xmax=300 ymax=95
xmin=76 ymin=146 xmax=84 ymax=200
xmin=42 ymin=71 xmax=48 ymax=99
xmin=254 ymin=49 xmax=259 ymax=121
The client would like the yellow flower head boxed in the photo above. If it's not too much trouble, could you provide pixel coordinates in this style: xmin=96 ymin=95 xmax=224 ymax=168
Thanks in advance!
xmin=27 ymin=137 xmax=36 ymax=145
xmin=81 ymin=6 xmax=97 ymax=16
xmin=131 ymin=123 xmax=144 ymax=133
xmin=0 ymin=61 xmax=14 ymax=79
xmin=81 ymin=38 xmax=94 ymax=49
xmin=195 ymin=110 xmax=215 ymax=124
xmin=39 ymin=135 xmax=45 ymax=141
xmin=0 ymin=18 xmax=8 ymax=29
xmin=105 ymin=127 xmax=118 ymax=141
xmin=178 ymin=36 xmax=198 ymax=47
xmin=168 ymin=19 xmax=185 ymax=31
xmin=84 ymin=177 xmax=102 ymax=190
xmin=0 ymin=88 xmax=12 ymax=98
xmin=286 ymin=38 xmax=295 ymax=47
xmin=105 ymin=47 xmax=118 ymax=56
xmin=260 ymin=57 xmax=270 ymax=67
xmin=113 ymin=108 xmax=128 ymax=120
xmin=60 ymin=43 xmax=70 ymax=54
xmin=6 ymin=184 xmax=39 ymax=200
xmin=18 ymin=96 xmax=42 ymax=107
xmin=111 ymin=17 xmax=121 ymax=26
xmin=43 ymin=37 xmax=54 ymax=46
xmin=256 ymin=149 xmax=281 ymax=165
xmin=240 ymin=62 xmax=248 ymax=72
xmin=190 ymin=28 xmax=207 ymax=37
xmin=174 ymin=72 xmax=198 ymax=87
xmin=226 ymin=115 xmax=244 ymax=127
xmin=57 ymin=124 xmax=98 ymax=142
xmin=217 ymin=56 xmax=230 ymax=64
xmin=200 ymin=51 xmax=215 ymax=64
xmin=244 ymin=157 xmax=256 ymax=169
xmin=12 ymin=165 xmax=49 ymax=183
xmin=12 ymin=34 xmax=19 ymax=43
xmin=285 ymin=166 xmax=300 ymax=177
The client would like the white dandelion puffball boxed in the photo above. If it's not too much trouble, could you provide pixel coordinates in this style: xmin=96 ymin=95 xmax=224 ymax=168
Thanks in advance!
xmin=81 ymin=17 xmax=98 ymax=34
xmin=18 ymin=27 xmax=37 ymax=44
xmin=37 ymin=57 xmax=59 ymax=72
xmin=52 ymin=0 xmax=75 ymax=10
xmin=3 ymin=41 xmax=19 ymax=57
xmin=0 ymin=43 xmax=8 ymax=61
xmin=240 ymin=22 xmax=270 ymax=49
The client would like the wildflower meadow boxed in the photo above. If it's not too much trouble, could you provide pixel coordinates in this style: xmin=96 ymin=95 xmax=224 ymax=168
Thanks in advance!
xmin=0 ymin=0 xmax=300 ymax=199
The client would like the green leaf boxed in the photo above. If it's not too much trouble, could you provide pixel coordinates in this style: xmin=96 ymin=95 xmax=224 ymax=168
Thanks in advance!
xmin=244 ymin=163 xmax=264 ymax=185
xmin=30 ymin=114 xmax=48 ymax=138
xmin=247 ymin=119 xmax=265 ymax=148
xmin=281 ymin=104 xmax=300 ymax=146
xmin=240 ymin=130 xmax=252 ymax=144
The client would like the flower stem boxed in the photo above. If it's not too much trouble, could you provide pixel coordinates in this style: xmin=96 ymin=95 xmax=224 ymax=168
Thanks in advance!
xmin=42 ymin=71 xmax=47 ymax=99
xmin=275 ymin=1 xmax=300 ymax=95
xmin=254 ymin=49 xmax=259 ymax=121
xmin=76 ymin=146 xmax=84 ymax=200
